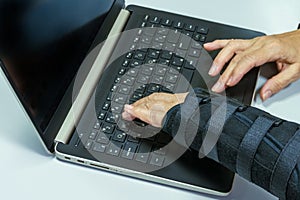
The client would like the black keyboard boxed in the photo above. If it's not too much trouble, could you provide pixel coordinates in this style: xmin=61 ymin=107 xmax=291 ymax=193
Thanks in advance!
xmin=77 ymin=12 xmax=211 ymax=168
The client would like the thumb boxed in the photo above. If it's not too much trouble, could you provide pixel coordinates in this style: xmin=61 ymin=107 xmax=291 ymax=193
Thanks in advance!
xmin=260 ymin=64 xmax=300 ymax=101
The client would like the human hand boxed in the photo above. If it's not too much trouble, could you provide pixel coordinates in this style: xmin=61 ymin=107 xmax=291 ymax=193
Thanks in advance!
xmin=204 ymin=29 xmax=300 ymax=101
xmin=122 ymin=92 xmax=188 ymax=128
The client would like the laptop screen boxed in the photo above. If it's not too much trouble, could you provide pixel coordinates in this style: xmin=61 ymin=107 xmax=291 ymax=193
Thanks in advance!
xmin=0 ymin=0 xmax=116 ymax=150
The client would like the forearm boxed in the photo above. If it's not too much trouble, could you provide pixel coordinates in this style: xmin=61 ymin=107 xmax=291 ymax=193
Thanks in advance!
xmin=162 ymin=88 xmax=300 ymax=200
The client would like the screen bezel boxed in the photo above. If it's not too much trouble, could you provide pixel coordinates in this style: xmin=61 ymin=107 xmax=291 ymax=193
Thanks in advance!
xmin=0 ymin=0 xmax=124 ymax=152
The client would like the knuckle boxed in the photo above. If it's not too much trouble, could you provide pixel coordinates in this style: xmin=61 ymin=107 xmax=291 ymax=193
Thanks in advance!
xmin=241 ymin=53 xmax=257 ymax=66
xmin=271 ymin=78 xmax=285 ymax=91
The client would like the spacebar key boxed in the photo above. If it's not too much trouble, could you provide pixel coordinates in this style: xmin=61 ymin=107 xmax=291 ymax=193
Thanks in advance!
xmin=176 ymin=69 xmax=194 ymax=93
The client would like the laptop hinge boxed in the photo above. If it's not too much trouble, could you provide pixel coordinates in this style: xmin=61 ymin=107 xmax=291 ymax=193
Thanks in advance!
xmin=55 ymin=9 xmax=130 ymax=144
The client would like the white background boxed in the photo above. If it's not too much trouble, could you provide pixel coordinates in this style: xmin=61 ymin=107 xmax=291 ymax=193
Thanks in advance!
xmin=1 ymin=0 xmax=300 ymax=199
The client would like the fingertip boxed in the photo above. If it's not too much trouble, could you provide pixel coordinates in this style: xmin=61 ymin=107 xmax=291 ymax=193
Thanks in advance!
xmin=122 ymin=111 xmax=135 ymax=121
xmin=261 ymin=90 xmax=273 ymax=101
xmin=208 ymin=64 xmax=219 ymax=76
xmin=124 ymin=104 xmax=134 ymax=110
xmin=211 ymin=81 xmax=226 ymax=93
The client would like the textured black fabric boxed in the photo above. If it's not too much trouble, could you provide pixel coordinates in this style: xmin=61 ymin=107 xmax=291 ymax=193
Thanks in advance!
xmin=270 ymin=129 xmax=300 ymax=199
xmin=237 ymin=116 xmax=276 ymax=181
xmin=162 ymin=88 xmax=300 ymax=200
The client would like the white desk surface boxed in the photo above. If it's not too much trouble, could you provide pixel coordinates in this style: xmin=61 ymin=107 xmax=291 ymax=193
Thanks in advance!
xmin=1 ymin=0 xmax=300 ymax=199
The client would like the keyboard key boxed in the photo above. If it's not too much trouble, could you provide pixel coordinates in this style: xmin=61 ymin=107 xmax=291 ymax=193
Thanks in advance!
xmin=106 ymin=91 xmax=114 ymax=101
xmin=197 ymin=27 xmax=209 ymax=35
xmin=150 ymin=16 xmax=161 ymax=24
xmin=118 ymin=85 xmax=131 ymax=95
xmin=134 ymin=51 xmax=146 ymax=60
xmin=175 ymin=49 xmax=187 ymax=58
xmin=121 ymin=142 xmax=138 ymax=160
xmin=164 ymin=42 xmax=176 ymax=52
xmin=155 ymin=66 xmax=167 ymax=76
xmin=193 ymin=34 xmax=206 ymax=42
xmin=161 ymin=51 xmax=173 ymax=60
xmin=93 ymin=121 xmax=101 ymax=130
xmin=89 ymin=130 xmax=98 ymax=140
xmin=126 ymin=52 xmax=134 ymax=59
xmin=111 ymin=85 xmax=118 ymax=92
xmin=171 ymin=56 xmax=184 ymax=67
xmin=85 ymin=139 xmax=93 ymax=150
xmin=151 ymin=75 xmax=164 ymax=84
xmin=148 ymin=49 xmax=160 ymax=59
xmin=161 ymin=18 xmax=173 ymax=26
xmin=150 ymin=41 xmax=163 ymax=49
xmin=185 ymin=24 xmax=196 ymax=32
xmin=113 ymin=94 xmax=127 ymax=104
xmin=106 ymin=142 xmax=123 ymax=156
xmin=98 ymin=111 xmax=107 ymax=120
xmin=191 ymin=41 xmax=202 ymax=49
xmin=112 ymin=130 xmax=127 ymax=143
xmin=101 ymin=123 xmax=115 ymax=134
xmin=144 ymin=27 xmax=156 ymax=36
xmin=141 ymin=36 xmax=152 ymax=44
xmin=105 ymin=113 xmax=120 ymax=124
xmin=130 ymin=60 xmax=144 ymax=68
xmin=140 ymin=21 xmax=147 ymax=28
xmin=122 ymin=60 xmax=130 ymax=67
xmin=161 ymin=82 xmax=175 ymax=92
xmin=135 ymin=142 xmax=152 ymax=163
xmin=93 ymin=143 xmax=107 ymax=153
xmin=102 ymin=101 xmax=110 ymax=111
xmin=120 ymin=76 xmax=135 ymax=86
xmin=118 ymin=68 xmax=126 ymax=75
xmin=188 ymin=48 xmax=201 ymax=57
xmin=174 ymin=21 xmax=184 ymax=29
xmin=137 ymin=74 xmax=150 ymax=84
xmin=127 ymin=136 xmax=140 ymax=143
xmin=154 ymin=35 xmax=167 ymax=43
xmin=178 ymin=36 xmax=191 ymax=50
xmin=158 ymin=59 xmax=170 ymax=66
xmin=157 ymin=28 xmax=169 ymax=35
xmin=167 ymin=30 xmax=180 ymax=43
xmin=96 ymin=133 xmax=111 ymax=144
xmin=143 ymin=14 xmax=150 ymax=22
xmin=150 ymin=154 xmax=165 ymax=167
xmin=110 ymin=103 xmax=123 ymax=114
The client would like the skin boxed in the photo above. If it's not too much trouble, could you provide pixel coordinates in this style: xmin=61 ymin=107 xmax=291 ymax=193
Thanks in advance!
xmin=123 ymin=30 xmax=300 ymax=127
xmin=122 ymin=92 xmax=188 ymax=127
xmin=207 ymin=29 xmax=300 ymax=100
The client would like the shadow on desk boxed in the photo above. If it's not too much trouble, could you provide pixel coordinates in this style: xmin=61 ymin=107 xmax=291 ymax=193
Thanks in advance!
xmin=254 ymin=63 xmax=300 ymax=106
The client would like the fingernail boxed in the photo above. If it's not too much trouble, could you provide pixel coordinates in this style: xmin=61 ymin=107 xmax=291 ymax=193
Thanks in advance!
xmin=262 ymin=90 xmax=272 ymax=101
xmin=208 ymin=65 xmax=218 ymax=76
xmin=212 ymin=81 xmax=225 ymax=92
xmin=204 ymin=42 xmax=212 ymax=47
xmin=227 ymin=76 xmax=234 ymax=86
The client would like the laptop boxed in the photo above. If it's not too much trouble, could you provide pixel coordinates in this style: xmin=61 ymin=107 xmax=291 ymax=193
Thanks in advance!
xmin=0 ymin=0 xmax=265 ymax=196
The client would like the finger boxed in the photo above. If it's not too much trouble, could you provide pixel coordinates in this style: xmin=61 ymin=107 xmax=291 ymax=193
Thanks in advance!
xmin=126 ymin=105 xmax=152 ymax=124
xmin=225 ymin=45 xmax=281 ymax=87
xmin=204 ymin=39 xmax=232 ymax=51
xmin=208 ymin=39 xmax=251 ymax=76
xmin=122 ymin=111 xmax=135 ymax=121
xmin=260 ymin=64 xmax=300 ymax=100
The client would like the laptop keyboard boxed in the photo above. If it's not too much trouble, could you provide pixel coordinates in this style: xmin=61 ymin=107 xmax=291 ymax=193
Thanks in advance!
xmin=77 ymin=13 xmax=210 ymax=167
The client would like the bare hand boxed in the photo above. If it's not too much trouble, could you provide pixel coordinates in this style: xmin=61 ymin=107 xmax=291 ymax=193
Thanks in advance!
xmin=204 ymin=30 xmax=300 ymax=100
xmin=122 ymin=92 xmax=188 ymax=127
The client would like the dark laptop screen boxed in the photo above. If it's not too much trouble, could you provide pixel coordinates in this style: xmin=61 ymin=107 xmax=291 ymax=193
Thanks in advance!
xmin=0 ymin=0 xmax=115 ymax=135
